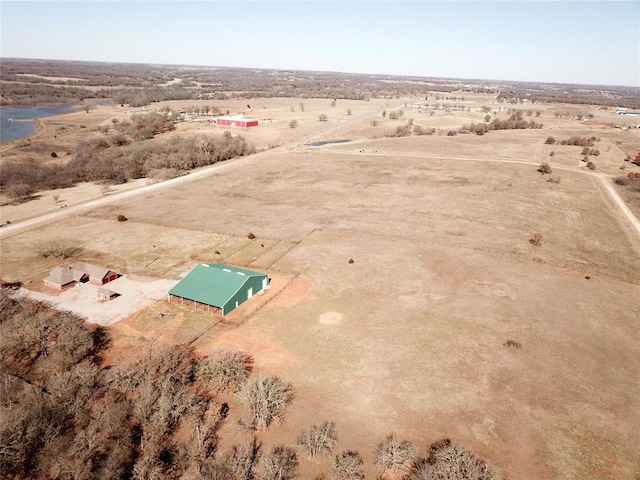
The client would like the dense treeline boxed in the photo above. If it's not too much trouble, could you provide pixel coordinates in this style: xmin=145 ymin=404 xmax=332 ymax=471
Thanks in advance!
xmin=463 ymin=110 xmax=543 ymax=135
xmin=0 ymin=82 xmax=112 ymax=107
xmin=4 ymin=58 xmax=637 ymax=109
xmin=0 ymin=292 xmax=281 ymax=479
xmin=0 ymin=292 xmax=501 ymax=479
xmin=497 ymin=85 xmax=640 ymax=109
xmin=113 ymin=87 xmax=198 ymax=108
xmin=1 ymin=112 xmax=255 ymax=202
xmin=1 ymin=59 xmax=175 ymax=87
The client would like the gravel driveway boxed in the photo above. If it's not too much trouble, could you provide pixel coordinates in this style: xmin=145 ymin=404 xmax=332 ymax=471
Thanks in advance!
xmin=22 ymin=275 xmax=178 ymax=326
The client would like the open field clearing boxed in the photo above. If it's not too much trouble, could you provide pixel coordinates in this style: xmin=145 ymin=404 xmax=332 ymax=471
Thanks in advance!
xmin=2 ymin=93 xmax=638 ymax=223
xmin=2 ymin=131 xmax=639 ymax=478
xmin=78 ymin=141 xmax=640 ymax=283
xmin=1 ymin=90 xmax=639 ymax=479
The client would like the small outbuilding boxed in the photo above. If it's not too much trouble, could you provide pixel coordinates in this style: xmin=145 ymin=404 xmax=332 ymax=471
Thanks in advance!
xmin=213 ymin=115 xmax=258 ymax=128
xmin=168 ymin=263 xmax=269 ymax=316
xmin=97 ymin=287 xmax=119 ymax=302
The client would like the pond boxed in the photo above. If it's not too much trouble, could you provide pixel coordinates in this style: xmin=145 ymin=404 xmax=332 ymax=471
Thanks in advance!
xmin=308 ymin=139 xmax=351 ymax=147
xmin=0 ymin=104 xmax=79 ymax=143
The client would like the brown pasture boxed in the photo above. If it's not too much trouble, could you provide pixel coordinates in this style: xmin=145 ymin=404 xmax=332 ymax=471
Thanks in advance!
xmin=1 ymin=95 xmax=639 ymax=479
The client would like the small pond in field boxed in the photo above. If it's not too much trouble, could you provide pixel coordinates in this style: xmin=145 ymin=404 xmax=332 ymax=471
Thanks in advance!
xmin=308 ymin=139 xmax=351 ymax=147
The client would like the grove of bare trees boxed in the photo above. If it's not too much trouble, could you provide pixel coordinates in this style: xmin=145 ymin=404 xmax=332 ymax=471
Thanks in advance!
xmin=0 ymin=292 xmax=291 ymax=479
xmin=1 ymin=114 xmax=255 ymax=202
xmin=0 ymin=292 xmax=502 ymax=480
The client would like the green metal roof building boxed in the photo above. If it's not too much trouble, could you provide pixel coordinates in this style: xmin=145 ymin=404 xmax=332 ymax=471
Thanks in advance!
xmin=168 ymin=263 xmax=269 ymax=316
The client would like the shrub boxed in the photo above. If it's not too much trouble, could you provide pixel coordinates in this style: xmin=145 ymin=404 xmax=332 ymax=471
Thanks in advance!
xmin=348 ymin=258 xmax=354 ymax=264
xmin=289 ymin=119 xmax=298 ymax=129
xmin=549 ymin=151 xmax=554 ymax=157
xmin=117 ymin=215 xmax=128 ymax=222
xmin=546 ymin=176 xmax=561 ymax=184
xmin=529 ymin=233 xmax=543 ymax=246
xmin=537 ymin=163 xmax=552 ymax=174
xmin=50 ymin=151 xmax=58 ymax=158
xmin=559 ymin=136 xmax=594 ymax=146
xmin=319 ymin=114 xmax=328 ymax=122
xmin=503 ymin=340 xmax=522 ymax=349
xmin=247 ymin=232 xmax=256 ymax=239
xmin=391 ymin=125 xmax=413 ymax=137
xmin=586 ymin=161 xmax=596 ymax=170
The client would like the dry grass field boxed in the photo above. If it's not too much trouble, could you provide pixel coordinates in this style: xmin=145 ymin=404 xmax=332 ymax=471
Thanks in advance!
xmin=1 ymin=93 xmax=639 ymax=479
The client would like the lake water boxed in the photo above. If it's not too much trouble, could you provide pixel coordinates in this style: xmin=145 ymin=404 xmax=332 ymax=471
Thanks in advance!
xmin=0 ymin=104 xmax=79 ymax=143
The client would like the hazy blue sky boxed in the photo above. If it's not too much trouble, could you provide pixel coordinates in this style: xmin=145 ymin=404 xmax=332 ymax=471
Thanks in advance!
xmin=1 ymin=1 xmax=638 ymax=86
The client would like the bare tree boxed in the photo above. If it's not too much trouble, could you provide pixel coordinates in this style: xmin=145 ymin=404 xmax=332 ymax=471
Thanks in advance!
xmin=198 ymin=461 xmax=236 ymax=480
xmin=33 ymin=238 xmax=78 ymax=259
xmin=257 ymin=445 xmax=298 ymax=480
xmin=219 ymin=438 xmax=262 ymax=480
xmin=346 ymin=109 xmax=352 ymax=116
xmin=405 ymin=439 xmax=502 ymax=480
xmin=374 ymin=434 xmax=416 ymax=475
xmin=289 ymin=119 xmax=298 ymax=129
xmin=295 ymin=421 xmax=338 ymax=458
xmin=5 ymin=184 xmax=34 ymax=203
xmin=299 ymin=102 xmax=305 ymax=112
xmin=331 ymin=451 xmax=364 ymax=480
xmin=197 ymin=350 xmax=254 ymax=393
xmin=237 ymin=374 xmax=294 ymax=431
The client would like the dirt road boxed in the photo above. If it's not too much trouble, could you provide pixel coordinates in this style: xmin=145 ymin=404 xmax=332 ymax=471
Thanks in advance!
xmin=2 ymin=100 xmax=638 ymax=254
xmin=0 ymin=152 xmax=263 ymax=239
xmin=0 ymin=100 xmax=402 ymax=239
